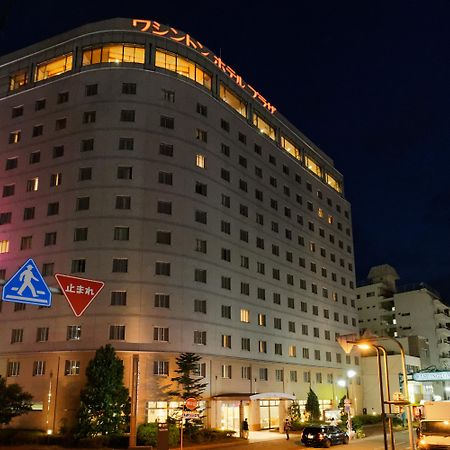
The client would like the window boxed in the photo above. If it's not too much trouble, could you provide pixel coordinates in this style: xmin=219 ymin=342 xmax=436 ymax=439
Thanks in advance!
xmin=289 ymin=346 xmax=297 ymax=357
xmin=55 ymin=118 xmax=67 ymax=130
xmin=74 ymin=227 xmax=88 ymax=241
xmin=154 ymin=293 xmax=170 ymax=308
xmin=273 ymin=292 xmax=281 ymax=303
xmin=9 ymin=70 xmax=27 ymax=91
xmin=111 ymin=291 xmax=127 ymax=306
xmin=221 ymin=248 xmax=231 ymax=261
xmin=240 ymin=229 xmax=248 ymax=242
xmin=79 ymin=167 xmax=92 ymax=181
xmin=20 ymin=236 xmax=32 ymax=250
xmin=7 ymin=361 xmax=20 ymax=377
xmin=57 ymin=91 xmax=69 ymax=103
xmin=194 ymin=269 xmax=207 ymax=283
xmin=221 ymin=119 xmax=230 ymax=132
xmin=194 ymin=299 xmax=207 ymax=313
xmin=83 ymin=111 xmax=96 ymax=123
xmin=162 ymin=89 xmax=175 ymax=102
xmin=50 ymin=173 xmax=62 ymax=187
xmin=112 ymin=258 xmax=128 ymax=273
xmin=195 ymin=210 xmax=207 ymax=223
xmin=158 ymin=172 xmax=173 ymax=186
xmin=302 ymin=348 xmax=310 ymax=359
xmin=196 ymin=103 xmax=207 ymax=116
xmin=114 ymin=227 xmax=130 ymax=241
xmin=275 ymin=369 xmax=284 ymax=382
xmin=221 ymin=364 xmax=232 ymax=378
xmin=8 ymin=130 xmax=21 ymax=144
xmin=122 ymin=82 xmax=137 ymax=94
xmin=256 ymin=237 xmax=264 ymax=249
xmin=256 ymin=213 xmax=264 ymax=225
xmin=11 ymin=328 xmax=23 ymax=343
xmin=258 ymin=314 xmax=266 ymax=327
xmin=109 ymin=325 xmax=126 ymax=340
xmin=288 ymin=321 xmax=296 ymax=332
xmin=239 ymin=179 xmax=248 ymax=192
xmin=196 ymin=154 xmax=206 ymax=168
xmin=120 ymin=110 xmax=135 ymax=122
xmin=238 ymin=132 xmax=247 ymax=144
xmin=259 ymin=340 xmax=267 ymax=353
xmin=194 ymin=330 xmax=207 ymax=345
xmin=316 ymin=372 xmax=322 ymax=383
xmin=10 ymin=105 xmax=23 ymax=119
xmin=288 ymin=297 xmax=295 ymax=309
xmin=117 ymin=166 xmax=133 ymax=179
xmin=36 ymin=327 xmax=49 ymax=342
xmin=241 ymin=282 xmax=249 ymax=295
xmin=241 ymin=366 xmax=251 ymax=380
xmin=253 ymin=112 xmax=276 ymax=140
xmin=240 ymin=308 xmax=250 ymax=323
xmin=153 ymin=361 xmax=169 ymax=376
xmin=222 ymin=335 xmax=231 ymax=348
xmin=195 ymin=182 xmax=207 ymax=196
xmin=26 ymin=177 xmax=39 ymax=192
xmin=195 ymin=239 xmax=207 ymax=253
xmin=42 ymin=263 xmax=54 ymax=276
xmin=159 ymin=143 xmax=173 ymax=156
xmin=67 ymin=325 xmax=81 ymax=340
xmin=221 ymin=304 xmax=231 ymax=319
xmin=257 ymin=287 xmax=265 ymax=300
xmin=44 ymin=232 xmax=57 ymax=246
xmin=85 ymin=83 xmax=98 ymax=96
xmin=76 ymin=196 xmax=90 ymax=211
xmin=156 ymin=231 xmax=171 ymax=245
xmin=154 ymin=327 xmax=169 ymax=342
xmin=219 ymin=83 xmax=247 ymax=116
xmin=221 ymin=143 xmax=230 ymax=156
xmin=221 ymin=276 xmax=231 ymax=290
xmin=35 ymin=98 xmax=46 ymax=110
xmin=274 ymin=343 xmax=283 ymax=355
xmin=81 ymin=138 xmax=94 ymax=152
xmin=117 ymin=196 xmax=131 ymax=210
xmin=155 ymin=262 xmax=170 ymax=276
xmin=119 ymin=137 xmax=134 ymax=150
xmin=221 ymin=194 xmax=230 ymax=207
xmin=241 ymin=337 xmax=250 ymax=351
xmin=274 ymin=317 xmax=281 ymax=329
xmin=0 ymin=212 xmax=11 ymax=225
xmin=160 ymin=116 xmax=174 ymax=129
xmin=65 ymin=360 xmax=80 ymax=376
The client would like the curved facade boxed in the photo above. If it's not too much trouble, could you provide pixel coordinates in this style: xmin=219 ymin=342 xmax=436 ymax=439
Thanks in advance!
xmin=0 ymin=18 xmax=360 ymax=433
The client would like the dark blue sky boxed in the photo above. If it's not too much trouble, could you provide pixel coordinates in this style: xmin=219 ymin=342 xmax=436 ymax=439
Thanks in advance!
xmin=1 ymin=1 xmax=449 ymax=301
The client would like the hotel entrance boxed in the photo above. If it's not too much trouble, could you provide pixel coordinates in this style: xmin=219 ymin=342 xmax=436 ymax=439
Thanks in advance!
xmin=219 ymin=401 xmax=240 ymax=433
xmin=259 ymin=399 xmax=279 ymax=429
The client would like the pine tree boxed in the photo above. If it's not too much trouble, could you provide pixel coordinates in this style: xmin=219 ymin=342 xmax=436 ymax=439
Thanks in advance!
xmin=77 ymin=345 xmax=131 ymax=437
xmin=0 ymin=376 xmax=33 ymax=425
xmin=169 ymin=353 xmax=208 ymax=435
xmin=305 ymin=388 xmax=321 ymax=421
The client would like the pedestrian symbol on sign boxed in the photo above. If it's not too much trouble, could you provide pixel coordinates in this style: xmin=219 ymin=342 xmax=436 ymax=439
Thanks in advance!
xmin=2 ymin=259 xmax=52 ymax=307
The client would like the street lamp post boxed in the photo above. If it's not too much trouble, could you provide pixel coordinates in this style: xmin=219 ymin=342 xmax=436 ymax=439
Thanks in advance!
xmin=338 ymin=370 xmax=356 ymax=439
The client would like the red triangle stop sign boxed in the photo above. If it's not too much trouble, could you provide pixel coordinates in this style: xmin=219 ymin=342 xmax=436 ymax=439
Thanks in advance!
xmin=55 ymin=274 xmax=105 ymax=317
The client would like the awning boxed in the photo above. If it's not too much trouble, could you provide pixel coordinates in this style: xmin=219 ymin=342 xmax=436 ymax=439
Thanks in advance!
xmin=249 ymin=392 xmax=296 ymax=400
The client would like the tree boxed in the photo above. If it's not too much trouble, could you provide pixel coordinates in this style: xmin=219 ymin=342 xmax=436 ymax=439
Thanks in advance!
xmin=305 ymin=388 xmax=321 ymax=422
xmin=287 ymin=400 xmax=302 ymax=422
xmin=0 ymin=376 xmax=33 ymax=425
xmin=169 ymin=353 xmax=208 ymax=435
xmin=77 ymin=345 xmax=131 ymax=437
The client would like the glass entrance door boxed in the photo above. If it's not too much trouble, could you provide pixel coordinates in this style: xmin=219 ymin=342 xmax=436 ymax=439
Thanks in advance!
xmin=259 ymin=400 xmax=279 ymax=429
xmin=219 ymin=402 xmax=240 ymax=433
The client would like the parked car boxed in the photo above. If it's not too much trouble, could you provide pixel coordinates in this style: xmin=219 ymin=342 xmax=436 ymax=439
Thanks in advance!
xmin=301 ymin=425 xmax=349 ymax=447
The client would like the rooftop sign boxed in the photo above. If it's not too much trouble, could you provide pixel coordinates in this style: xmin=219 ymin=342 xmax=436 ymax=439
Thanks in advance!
xmin=132 ymin=19 xmax=276 ymax=114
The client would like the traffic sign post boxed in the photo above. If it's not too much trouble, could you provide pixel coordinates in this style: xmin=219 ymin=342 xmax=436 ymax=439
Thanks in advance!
xmin=2 ymin=259 xmax=52 ymax=307
xmin=54 ymin=274 xmax=104 ymax=317
xmin=185 ymin=397 xmax=198 ymax=411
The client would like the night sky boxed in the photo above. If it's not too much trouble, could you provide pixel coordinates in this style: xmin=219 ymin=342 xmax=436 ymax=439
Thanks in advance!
xmin=1 ymin=1 xmax=449 ymax=301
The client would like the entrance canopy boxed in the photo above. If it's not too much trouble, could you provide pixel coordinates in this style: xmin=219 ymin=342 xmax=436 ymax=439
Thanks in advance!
xmin=249 ymin=392 xmax=296 ymax=401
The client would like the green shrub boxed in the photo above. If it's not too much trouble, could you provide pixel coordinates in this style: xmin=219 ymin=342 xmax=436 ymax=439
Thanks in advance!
xmin=290 ymin=421 xmax=305 ymax=431
xmin=187 ymin=428 xmax=235 ymax=443
xmin=137 ymin=423 xmax=179 ymax=447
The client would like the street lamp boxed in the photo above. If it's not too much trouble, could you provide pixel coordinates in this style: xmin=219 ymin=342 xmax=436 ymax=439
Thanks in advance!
xmin=337 ymin=370 xmax=356 ymax=439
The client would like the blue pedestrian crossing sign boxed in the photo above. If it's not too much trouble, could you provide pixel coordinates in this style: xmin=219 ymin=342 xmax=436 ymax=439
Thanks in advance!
xmin=2 ymin=258 xmax=52 ymax=307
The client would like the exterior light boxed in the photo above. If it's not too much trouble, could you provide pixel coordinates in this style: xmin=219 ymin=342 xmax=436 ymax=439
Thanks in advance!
xmin=357 ymin=343 xmax=371 ymax=350
xmin=347 ymin=370 xmax=356 ymax=378
xmin=337 ymin=379 xmax=346 ymax=387
xmin=47 ymin=429 xmax=53 ymax=435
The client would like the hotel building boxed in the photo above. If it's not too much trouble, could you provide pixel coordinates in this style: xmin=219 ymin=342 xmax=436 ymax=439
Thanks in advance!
xmin=0 ymin=18 xmax=359 ymax=433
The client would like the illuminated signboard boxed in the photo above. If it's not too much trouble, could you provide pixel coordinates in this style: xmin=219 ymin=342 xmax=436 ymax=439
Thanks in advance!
xmin=412 ymin=371 xmax=450 ymax=382
xmin=132 ymin=19 xmax=276 ymax=114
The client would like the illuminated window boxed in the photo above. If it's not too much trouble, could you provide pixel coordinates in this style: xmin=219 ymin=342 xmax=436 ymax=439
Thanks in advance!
xmin=281 ymin=136 xmax=301 ymax=159
xmin=0 ymin=240 xmax=9 ymax=253
xmin=289 ymin=345 xmax=297 ymax=357
xmin=9 ymin=71 xmax=27 ymax=91
xmin=219 ymin=83 xmax=247 ymax=117
xmin=82 ymin=44 xmax=145 ymax=65
xmin=9 ymin=131 xmax=21 ymax=144
xmin=240 ymin=309 xmax=249 ymax=323
xmin=65 ymin=360 xmax=80 ymax=376
xmin=326 ymin=173 xmax=342 ymax=193
xmin=35 ymin=54 xmax=73 ymax=81
xmin=26 ymin=177 xmax=39 ymax=192
xmin=196 ymin=154 xmax=206 ymax=168
xmin=318 ymin=208 xmax=324 ymax=218
xmin=305 ymin=155 xmax=322 ymax=177
xmin=253 ymin=112 xmax=276 ymax=140
xmin=155 ymin=49 xmax=211 ymax=90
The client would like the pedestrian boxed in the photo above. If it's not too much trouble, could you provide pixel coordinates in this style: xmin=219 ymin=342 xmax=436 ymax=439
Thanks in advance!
xmin=284 ymin=418 xmax=291 ymax=440
xmin=242 ymin=418 xmax=249 ymax=439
